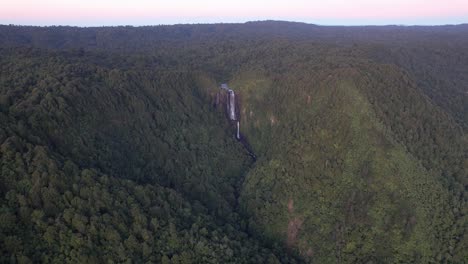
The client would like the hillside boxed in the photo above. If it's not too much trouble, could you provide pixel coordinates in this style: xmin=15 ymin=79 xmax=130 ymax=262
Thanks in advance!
xmin=0 ymin=22 xmax=467 ymax=263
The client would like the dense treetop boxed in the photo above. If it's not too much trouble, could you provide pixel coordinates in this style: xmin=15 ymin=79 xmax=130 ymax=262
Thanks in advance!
xmin=0 ymin=21 xmax=466 ymax=263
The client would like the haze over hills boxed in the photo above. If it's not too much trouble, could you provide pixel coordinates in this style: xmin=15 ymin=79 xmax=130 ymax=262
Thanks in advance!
xmin=0 ymin=21 xmax=467 ymax=263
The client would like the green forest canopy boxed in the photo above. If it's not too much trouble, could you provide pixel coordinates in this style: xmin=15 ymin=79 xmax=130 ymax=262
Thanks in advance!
xmin=0 ymin=21 xmax=467 ymax=263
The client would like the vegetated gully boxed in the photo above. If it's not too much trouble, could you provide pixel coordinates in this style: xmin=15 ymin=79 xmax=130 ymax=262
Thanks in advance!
xmin=214 ymin=83 xmax=258 ymax=215
xmin=216 ymin=83 xmax=257 ymax=161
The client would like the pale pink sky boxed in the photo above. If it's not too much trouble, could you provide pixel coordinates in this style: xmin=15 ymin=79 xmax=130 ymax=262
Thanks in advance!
xmin=1 ymin=0 xmax=468 ymax=26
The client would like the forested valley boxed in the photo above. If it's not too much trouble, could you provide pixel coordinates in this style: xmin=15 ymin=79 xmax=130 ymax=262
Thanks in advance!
xmin=0 ymin=21 xmax=467 ymax=263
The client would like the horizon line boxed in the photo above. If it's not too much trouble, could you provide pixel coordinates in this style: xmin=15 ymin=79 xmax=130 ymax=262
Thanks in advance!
xmin=2 ymin=19 xmax=468 ymax=28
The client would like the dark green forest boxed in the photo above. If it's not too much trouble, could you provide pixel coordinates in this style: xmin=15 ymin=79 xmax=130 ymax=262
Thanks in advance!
xmin=0 ymin=21 xmax=467 ymax=263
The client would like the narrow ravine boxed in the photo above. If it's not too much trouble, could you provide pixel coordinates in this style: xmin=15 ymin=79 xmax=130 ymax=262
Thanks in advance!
xmin=217 ymin=83 xmax=257 ymax=161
